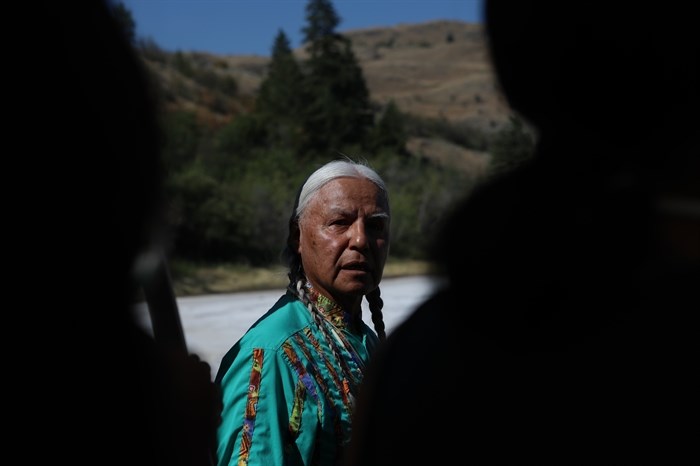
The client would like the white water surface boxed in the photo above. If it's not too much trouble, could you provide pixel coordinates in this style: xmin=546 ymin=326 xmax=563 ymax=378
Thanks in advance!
xmin=135 ymin=275 xmax=444 ymax=376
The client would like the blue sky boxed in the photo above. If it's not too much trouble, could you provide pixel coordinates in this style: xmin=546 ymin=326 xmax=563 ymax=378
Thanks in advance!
xmin=119 ymin=0 xmax=484 ymax=56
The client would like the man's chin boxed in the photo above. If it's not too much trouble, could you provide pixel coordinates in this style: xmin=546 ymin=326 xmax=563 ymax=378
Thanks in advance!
xmin=341 ymin=278 xmax=373 ymax=295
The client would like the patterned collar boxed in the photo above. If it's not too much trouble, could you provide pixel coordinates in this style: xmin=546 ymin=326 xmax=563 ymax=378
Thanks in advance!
xmin=305 ymin=283 xmax=361 ymax=331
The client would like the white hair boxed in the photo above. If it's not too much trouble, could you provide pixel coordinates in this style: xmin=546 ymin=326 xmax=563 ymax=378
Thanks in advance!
xmin=296 ymin=159 xmax=389 ymax=218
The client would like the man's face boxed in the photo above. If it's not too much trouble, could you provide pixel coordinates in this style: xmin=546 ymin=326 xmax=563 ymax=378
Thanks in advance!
xmin=298 ymin=177 xmax=390 ymax=310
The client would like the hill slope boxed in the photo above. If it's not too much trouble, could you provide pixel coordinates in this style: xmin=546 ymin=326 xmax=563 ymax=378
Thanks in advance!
xmin=143 ymin=20 xmax=515 ymax=175
xmin=200 ymin=20 xmax=511 ymax=128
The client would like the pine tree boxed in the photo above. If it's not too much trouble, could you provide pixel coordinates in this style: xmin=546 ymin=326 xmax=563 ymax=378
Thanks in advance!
xmin=254 ymin=30 xmax=308 ymax=148
xmin=302 ymin=0 xmax=341 ymax=59
xmin=299 ymin=0 xmax=374 ymax=155
xmin=256 ymin=30 xmax=306 ymax=119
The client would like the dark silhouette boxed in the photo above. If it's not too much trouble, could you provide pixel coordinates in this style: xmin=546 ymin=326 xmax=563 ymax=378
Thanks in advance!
xmin=9 ymin=1 xmax=220 ymax=464
xmin=345 ymin=1 xmax=699 ymax=464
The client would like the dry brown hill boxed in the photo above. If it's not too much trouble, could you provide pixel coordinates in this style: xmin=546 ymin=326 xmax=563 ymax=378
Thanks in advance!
xmin=343 ymin=20 xmax=511 ymax=129
xmin=146 ymin=20 xmax=517 ymax=176
xmin=211 ymin=20 xmax=512 ymax=127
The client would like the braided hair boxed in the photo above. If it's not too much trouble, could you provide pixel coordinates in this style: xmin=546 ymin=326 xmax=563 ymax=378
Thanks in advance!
xmin=282 ymin=159 xmax=388 ymax=342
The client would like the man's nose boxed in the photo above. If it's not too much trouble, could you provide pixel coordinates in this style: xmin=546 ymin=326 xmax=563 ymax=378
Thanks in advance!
xmin=349 ymin=221 xmax=368 ymax=249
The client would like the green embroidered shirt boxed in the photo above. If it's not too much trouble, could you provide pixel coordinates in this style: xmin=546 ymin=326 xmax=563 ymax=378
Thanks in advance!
xmin=215 ymin=290 xmax=379 ymax=466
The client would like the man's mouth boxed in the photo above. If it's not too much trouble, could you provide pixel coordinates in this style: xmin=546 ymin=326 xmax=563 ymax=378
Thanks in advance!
xmin=344 ymin=261 xmax=369 ymax=272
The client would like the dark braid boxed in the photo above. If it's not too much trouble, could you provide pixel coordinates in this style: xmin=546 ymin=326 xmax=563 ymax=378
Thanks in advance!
xmin=366 ymin=287 xmax=386 ymax=341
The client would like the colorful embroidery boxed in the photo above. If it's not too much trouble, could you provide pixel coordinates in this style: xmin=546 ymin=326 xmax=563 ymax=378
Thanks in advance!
xmin=293 ymin=332 xmax=347 ymax=446
xmin=300 ymin=329 xmax=353 ymax=411
xmin=237 ymin=348 xmax=264 ymax=466
xmin=305 ymin=286 xmax=366 ymax=377
xmin=289 ymin=381 xmax=305 ymax=438
xmin=283 ymin=342 xmax=321 ymax=403
xmin=312 ymin=291 xmax=348 ymax=328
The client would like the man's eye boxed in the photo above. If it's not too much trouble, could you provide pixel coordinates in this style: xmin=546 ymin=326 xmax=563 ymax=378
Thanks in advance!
xmin=367 ymin=220 xmax=387 ymax=233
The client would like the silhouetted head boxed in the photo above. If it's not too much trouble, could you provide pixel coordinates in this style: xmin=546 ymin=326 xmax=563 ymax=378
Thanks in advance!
xmin=485 ymin=1 xmax=698 ymax=159
xmin=42 ymin=1 xmax=166 ymax=308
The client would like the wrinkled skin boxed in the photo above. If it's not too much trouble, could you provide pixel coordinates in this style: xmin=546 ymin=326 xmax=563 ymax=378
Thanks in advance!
xmin=297 ymin=177 xmax=390 ymax=315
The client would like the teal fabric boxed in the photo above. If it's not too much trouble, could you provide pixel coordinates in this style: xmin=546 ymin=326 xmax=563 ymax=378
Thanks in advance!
xmin=215 ymin=291 xmax=379 ymax=466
